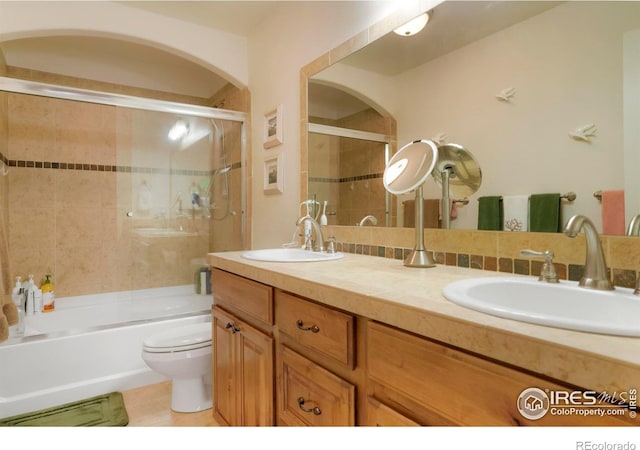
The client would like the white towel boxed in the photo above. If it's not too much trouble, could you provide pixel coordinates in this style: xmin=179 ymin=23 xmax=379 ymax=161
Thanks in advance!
xmin=503 ymin=195 xmax=528 ymax=232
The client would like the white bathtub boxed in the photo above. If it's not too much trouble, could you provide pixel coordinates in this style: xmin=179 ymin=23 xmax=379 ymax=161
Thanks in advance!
xmin=0 ymin=285 xmax=212 ymax=419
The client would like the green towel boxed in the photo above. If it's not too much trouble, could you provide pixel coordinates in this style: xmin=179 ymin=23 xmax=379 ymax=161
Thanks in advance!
xmin=477 ymin=196 xmax=503 ymax=230
xmin=529 ymin=193 xmax=561 ymax=233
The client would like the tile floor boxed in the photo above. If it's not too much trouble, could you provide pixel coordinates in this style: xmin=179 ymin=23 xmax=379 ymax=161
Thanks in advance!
xmin=122 ymin=381 xmax=220 ymax=426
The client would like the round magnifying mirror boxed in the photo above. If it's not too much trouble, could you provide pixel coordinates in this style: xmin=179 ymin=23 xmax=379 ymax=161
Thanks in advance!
xmin=384 ymin=139 xmax=439 ymax=268
xmin=384 ymin=139 xmax=438 ymax=195
xmin=432 ymin=143 xmax=482 ymax=197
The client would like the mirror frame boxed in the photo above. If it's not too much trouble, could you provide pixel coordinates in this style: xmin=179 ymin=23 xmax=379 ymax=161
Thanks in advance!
xmin=300 ymin=1 xmax=434 ymax=207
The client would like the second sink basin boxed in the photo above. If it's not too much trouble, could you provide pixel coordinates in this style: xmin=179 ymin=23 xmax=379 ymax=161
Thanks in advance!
xmin=241 ymin=248 xmax=344 ymax=262
xmin=443 ymin=276 xmax=640 ymax=336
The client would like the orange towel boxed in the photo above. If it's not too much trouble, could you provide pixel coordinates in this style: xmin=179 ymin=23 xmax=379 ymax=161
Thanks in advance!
xmin=601 ymin=190 xmax=625 ymax=235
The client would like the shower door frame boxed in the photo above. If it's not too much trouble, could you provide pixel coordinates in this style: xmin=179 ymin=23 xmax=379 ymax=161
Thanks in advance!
xmin=0 ymin=75 xmax=248 ymax=249
xmin=308 ymin=122 xmax=392 ymax=227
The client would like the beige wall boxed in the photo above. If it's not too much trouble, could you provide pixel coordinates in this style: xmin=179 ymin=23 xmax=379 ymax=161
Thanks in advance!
xmin=247 ymin=0 xmax=406 ymax=248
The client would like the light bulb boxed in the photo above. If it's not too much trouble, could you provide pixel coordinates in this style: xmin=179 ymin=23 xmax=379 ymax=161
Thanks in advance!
xmin=393 ymin=13 xmax=429 ymax=37
xmin=168 ymin=119 xmax=189 ymax=141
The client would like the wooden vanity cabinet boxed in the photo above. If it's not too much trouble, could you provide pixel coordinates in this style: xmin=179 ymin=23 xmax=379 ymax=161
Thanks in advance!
xmin=211 ymin=269 xmax=275 ymax=426
xmin=210 ymin=266 xmax=636 ymax=427
xmin=275 ymin=289 xmax=359 ymax=426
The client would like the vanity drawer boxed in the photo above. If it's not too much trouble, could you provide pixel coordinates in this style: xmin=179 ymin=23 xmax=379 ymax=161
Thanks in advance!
xmin=275 ymin=290 xmax=355 ymax=368
xmin=278 ymin=345 xmax=355 ymax=426
xmin=212 ymin=269 xmax=273 ymax=327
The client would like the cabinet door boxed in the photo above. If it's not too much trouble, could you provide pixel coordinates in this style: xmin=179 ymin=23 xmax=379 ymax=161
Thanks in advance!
xmin=279 ymin=345 xmax=355 ymax=426
xmin=212 ymin=306 xmax=238 ymax=426
xmin=237 ymin=318 xmax=275 ymax=426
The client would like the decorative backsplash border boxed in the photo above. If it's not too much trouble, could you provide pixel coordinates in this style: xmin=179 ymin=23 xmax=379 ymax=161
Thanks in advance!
xmin=333 ymin=240 xmax=638 ymax=289
xmin=309 ymin=172 xmax=383 ymax=184
xmin=3 ymin=153 xmax=240 ymax=176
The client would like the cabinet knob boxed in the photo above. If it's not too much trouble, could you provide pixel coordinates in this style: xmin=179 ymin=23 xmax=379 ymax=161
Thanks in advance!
xmin=225 ymin=322 xmax=240 ymax=334
xmin=296 ymin=319 xmax=320 ymax=333
xmin=297 ymin=397 xmax=322 ymax=416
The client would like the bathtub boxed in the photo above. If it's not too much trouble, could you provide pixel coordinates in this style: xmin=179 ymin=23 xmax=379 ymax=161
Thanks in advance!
xmin=0 ymin=285 xmax=212 ymax=419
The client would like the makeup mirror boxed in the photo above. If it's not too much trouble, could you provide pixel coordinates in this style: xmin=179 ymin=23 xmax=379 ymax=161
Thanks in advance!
xmin=383 ymin=139 xmax=438 ymax=267
xmin=432 ymin=143 xmax=482 ymax=228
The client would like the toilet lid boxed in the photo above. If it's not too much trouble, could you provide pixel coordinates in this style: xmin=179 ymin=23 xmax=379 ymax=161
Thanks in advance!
xmin=143 ymin=322 xmax=212 ymax=353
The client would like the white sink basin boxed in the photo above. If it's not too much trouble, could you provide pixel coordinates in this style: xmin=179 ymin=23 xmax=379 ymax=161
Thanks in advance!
xmin=443 ymin=276 xmax=640 ymax=336
xmin=241 ymin=248 xmax=344 ymax=263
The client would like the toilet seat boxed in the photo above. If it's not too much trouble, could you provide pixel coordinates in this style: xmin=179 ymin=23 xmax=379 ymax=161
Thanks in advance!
xmin=143 ymin=322 xmax=211 ymax=353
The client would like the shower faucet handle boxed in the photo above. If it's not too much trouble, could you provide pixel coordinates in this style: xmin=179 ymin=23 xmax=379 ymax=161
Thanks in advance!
xmin=520 ymin=249 xmax=559 ymax=283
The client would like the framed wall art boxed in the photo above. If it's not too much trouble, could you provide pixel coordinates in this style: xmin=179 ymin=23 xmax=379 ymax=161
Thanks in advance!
xmin=263 ymin=104 xmax=283 ymax=149
xmin=264 ymin=153 xmax=283 ymax=194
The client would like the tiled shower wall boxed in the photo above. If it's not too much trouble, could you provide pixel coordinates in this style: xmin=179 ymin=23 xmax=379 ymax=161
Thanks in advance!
xmin=2 ymin=69 xmax=247 ymax=297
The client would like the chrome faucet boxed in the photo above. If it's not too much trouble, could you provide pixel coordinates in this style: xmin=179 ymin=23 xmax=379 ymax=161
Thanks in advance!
xmin=358 ymin=215 xmax=378 ymax=227
xmin=520 ymin=249 xmax=558 ymax=283
xmin=627 ymin=214 xmax=640 ymax=236
xmin=564 ymin=215 xmax=614 ymax=290
xmin=296 ymin=215 xmax=324 ymax=252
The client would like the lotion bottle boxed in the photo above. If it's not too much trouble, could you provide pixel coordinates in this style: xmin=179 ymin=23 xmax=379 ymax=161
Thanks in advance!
xmin=41 ymin=273 xmax=55 ymax=313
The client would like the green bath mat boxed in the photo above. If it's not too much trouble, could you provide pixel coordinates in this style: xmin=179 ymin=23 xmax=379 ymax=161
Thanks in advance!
xmin=0 ymin=392 xmax=129 ymax=427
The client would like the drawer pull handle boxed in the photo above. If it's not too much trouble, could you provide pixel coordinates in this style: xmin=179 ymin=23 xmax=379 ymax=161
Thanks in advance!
xmin=296 ymin=320 xmax=320 ymax=333
xmin=297 ymin=397 xmax=322 ymax=416
xmin=225 ymin=322 xmax=240 ymax=334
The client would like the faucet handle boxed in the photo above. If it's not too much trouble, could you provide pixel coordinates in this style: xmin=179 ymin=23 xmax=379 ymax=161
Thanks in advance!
xmin=520 ymin=249 xmax=559 ymax=283
xmin=326 ymin=236 xmax=336 ymax=254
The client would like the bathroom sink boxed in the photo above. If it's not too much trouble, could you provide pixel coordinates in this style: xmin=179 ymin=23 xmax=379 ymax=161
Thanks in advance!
xmin=241 ymin=248 xmax=344 ymax=262
xmin=442 ymin=276 xmax=640 ymax=336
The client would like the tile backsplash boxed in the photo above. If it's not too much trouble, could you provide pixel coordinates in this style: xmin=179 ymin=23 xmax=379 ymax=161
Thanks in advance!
xmin=323 ymin=225 xmax=640 ymax=289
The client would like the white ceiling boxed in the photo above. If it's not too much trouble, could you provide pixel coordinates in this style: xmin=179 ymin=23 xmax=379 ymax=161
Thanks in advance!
xmin=342 ymin=1 xmax=560 ymax=76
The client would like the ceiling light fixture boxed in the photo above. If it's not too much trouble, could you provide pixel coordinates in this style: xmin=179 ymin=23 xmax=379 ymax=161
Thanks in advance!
xmin=393 ymin=12 xmax=430 ymax=37
xmin=168 ymin=119 xmax=189 ymax=141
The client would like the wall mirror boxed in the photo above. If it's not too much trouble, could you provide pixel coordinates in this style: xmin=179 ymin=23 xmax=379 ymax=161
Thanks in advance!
xmin=306 ymin=1 xmax=640 ymax=236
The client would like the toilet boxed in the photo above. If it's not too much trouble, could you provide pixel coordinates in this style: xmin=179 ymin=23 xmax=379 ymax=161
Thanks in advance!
xmin=141 ymin=321 xmax=213 ymax=413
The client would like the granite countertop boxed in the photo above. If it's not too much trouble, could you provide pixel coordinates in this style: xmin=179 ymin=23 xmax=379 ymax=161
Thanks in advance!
xmin=207 ymin=251 xmax=640 ymax=393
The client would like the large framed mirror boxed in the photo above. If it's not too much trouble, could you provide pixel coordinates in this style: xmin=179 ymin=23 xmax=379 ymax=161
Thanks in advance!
xmin=304 ymin=1 xmax=640 ymax=236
